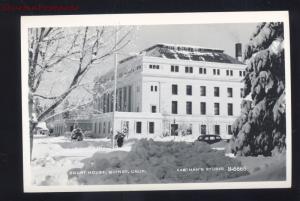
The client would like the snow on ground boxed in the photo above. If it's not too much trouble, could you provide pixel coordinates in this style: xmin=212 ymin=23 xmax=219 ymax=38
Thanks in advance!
xmin=31 ymin=135 xmax=132 ymax=186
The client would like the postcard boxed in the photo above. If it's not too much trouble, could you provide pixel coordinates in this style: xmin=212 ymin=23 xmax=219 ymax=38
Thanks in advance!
xmin=21 ymin=11 xmax=291 ymax=192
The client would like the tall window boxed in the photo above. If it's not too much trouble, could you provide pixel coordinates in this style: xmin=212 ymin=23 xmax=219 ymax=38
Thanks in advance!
xmin=230 ymin=70 xmax=233 ymax=76
xmin=136 ymin=122 xmax=142 ymax=134
xmin=151 ymin=105 xmax=157 ymax=113
xmin=228 ymin=103 xmax=233 ymax=116
xmin=103 ymin=122 xmax=106 ymax=134
xmin=149 ymin=122 xmax=155 ymax=134
xmin=214 ymin=87 xmax=220 ymax=97
xmin=240 ymin=88 xmax=244 ymax=98
xmin=172 ymin=84 xmax=178 ymax=95
xmin=213 ymin=69 xmax=216 ymax=75
xmin=201 ymin=125 xmax=206 ymax=135
xmin=227 ymin=87 xmax=233 ymax=97
xmin=186 ymin=85 xmax=192 ymax=95
xmin=239 ymin=71 xmax=242 ymax=77
xmin=228 ymin=125 xmax=232 ymax=135
xmin=214 ymin=103 xmax=220 ymax=115
xmin=185 ymin=66 xmax=189 ymax=73
xmin=226 ymin=70 xmax=229 ymax=76
xmin=186 ymin=101 xmax=192 ymax=115
xmin=99 ymin=122 xmax=102 ymax=134
xmin=214 ymin=125 xmax=220 ymax=135
xmin=151 ymin=86 xmax=153 ymax=91
xmin=217 ymin=69 xmax=220 ymax=75
xmin=200 ymin=102 xmax=206 ymax=115
xmin=172 ymin=101 xmax=178 ymax=114
xmin=155 ymin=86 xmax=158 ymax=91
xmin=200 ymin=86 xmax=206 ymax=96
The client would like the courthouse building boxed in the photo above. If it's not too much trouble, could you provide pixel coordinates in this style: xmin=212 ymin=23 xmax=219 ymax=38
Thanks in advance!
xmin=90 ymin=43 xmax=246 ymax=140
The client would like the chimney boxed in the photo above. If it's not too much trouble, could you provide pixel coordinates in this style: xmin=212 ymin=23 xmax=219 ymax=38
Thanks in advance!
xmin=235 ymin=43 xmax=242 ymax=62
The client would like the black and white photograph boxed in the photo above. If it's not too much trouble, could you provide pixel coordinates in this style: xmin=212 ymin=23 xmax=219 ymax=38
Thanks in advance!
xmin=21 ymin=11 xmax=291 ymax=192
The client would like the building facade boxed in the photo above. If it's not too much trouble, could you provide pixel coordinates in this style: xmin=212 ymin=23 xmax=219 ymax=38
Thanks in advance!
xmin=91 ymin=43 xmax=246 ymax=140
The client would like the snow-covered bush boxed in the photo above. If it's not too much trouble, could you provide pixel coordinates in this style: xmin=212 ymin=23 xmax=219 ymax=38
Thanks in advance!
xmin=69 ymin=139 xmax=249 ymax=184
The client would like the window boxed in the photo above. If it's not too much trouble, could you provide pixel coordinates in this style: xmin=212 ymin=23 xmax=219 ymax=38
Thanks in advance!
xmin=199 ymin=67 xmax=207 ymax=74
xmin=217 ymin=69 xmax=220 ymax=75
xmin=240 ymin=88 xmax=244 ymax=98
xmin=185 ymin=66 xmax=193 ymax=73
xmin=201 ymin=125 xmax=206 ymax=134
xmin=186 ymin=101 xmax=192 ymax=115
xmin=136 ymin=122 xmax=142 ymax=134
xmin=213 ymin=69 xmax=216 ymax=75
xmin=214 ymin=125 xmax=220 ymax=135
xmin=172 ymin=84 xmax=178 ymax=95
xmin=239 ymin=71 xmax=242 ymax=77
xmin=228 ymin=125 xmax=232 ymax=135
xmin=200 ymin=102 xmax=206 ymax=115
xmin=99 ymin=122 xmax=102 ymax=134
xmin=171 ymin=65 xmax=179 ymax=72
xmin=172 ymin=101 xmax=178 ymax=114
xmin=155 ymin=86 xmax=158 ymax=91
xmin=103 ymin=122 xmax=106 ymax=134
xmin=151 ymin=85 xmax=153 ymax=91
xmin=228 ymin=103 xmax=233 ymax=116
xmin=214 ymin=103 xmax=220 ymax=115
xmin=186 ymin=85 xmax=192 ymax=95
xmin=200 ymin=86 xmax=206 ymax=96
xmin=243 ymin=71 xmax=246 ymax=76
xmin=227 ymin=88 xmax=233 ymax=97
xmin=227 ymin=70 xmax=233 ymax=76
xmin=149 ymin=122 xmax=155 ymax=134
xmin=149 ymin=64 xmax=159 ymax=69
xmin=214 ymin=87 xmax=220 ymax=97
xmin=151 ymin=105 xmax=157 ymax=113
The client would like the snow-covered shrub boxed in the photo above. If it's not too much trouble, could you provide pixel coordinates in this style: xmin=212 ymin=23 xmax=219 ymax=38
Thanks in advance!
xmin=69 ymin=139 xmax=249 ymax=184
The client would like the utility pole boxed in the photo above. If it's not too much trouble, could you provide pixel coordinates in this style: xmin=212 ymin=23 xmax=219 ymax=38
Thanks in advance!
xmin=112 ymin=25 xmax=118 ymax=149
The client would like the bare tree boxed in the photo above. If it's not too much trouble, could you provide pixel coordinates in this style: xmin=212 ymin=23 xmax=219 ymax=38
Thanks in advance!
xmin=28 ymin=26 xmax=132 ymax=158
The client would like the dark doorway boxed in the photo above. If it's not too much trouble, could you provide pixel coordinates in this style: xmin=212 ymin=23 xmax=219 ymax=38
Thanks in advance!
xmin=171 ymin=124 xmax=178 ymax=136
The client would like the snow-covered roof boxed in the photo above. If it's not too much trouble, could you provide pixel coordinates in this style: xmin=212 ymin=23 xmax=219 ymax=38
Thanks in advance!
xmin=119 ymin=43 xmax=243 ymax=64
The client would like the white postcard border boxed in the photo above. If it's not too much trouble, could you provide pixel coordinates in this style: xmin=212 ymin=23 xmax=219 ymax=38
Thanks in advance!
xmin=21 ymin=11 xmax=292 ymax=192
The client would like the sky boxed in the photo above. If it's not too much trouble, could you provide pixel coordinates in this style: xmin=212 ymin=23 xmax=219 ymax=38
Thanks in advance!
xmin=36 ymin=23 xmax=259 ymax=107
xmin=123 ymin=23 xmax=259 ymax=59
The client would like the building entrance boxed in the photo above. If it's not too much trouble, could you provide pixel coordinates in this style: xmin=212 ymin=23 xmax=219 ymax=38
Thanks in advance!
xmin=171 ymin=124 xmax=178 ymax=136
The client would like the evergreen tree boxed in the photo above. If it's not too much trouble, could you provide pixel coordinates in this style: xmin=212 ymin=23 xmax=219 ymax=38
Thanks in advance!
xmin=229 ymin=22 xmax=286 ymax=156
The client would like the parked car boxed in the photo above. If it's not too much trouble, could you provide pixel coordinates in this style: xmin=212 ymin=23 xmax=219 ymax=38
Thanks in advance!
xmin=196 ymin=134 xmax=222 ymax=144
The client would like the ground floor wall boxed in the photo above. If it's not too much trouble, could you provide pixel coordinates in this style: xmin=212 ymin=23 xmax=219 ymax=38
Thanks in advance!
xmin=91 ymin=112 xmax=236 ymax=140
